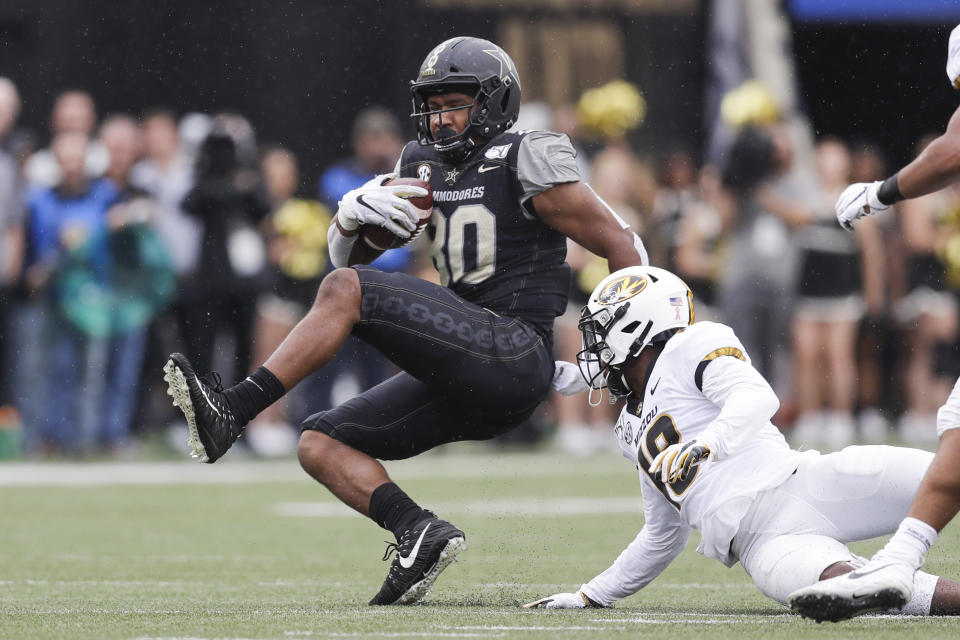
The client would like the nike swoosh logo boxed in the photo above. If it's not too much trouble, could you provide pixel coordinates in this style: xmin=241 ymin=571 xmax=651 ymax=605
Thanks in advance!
xmin=841 ymin=186 xmax=867 ymax=209
xmin=478 ymin=164 xmax=500 ymax=173
xmin=846 ymin=563 xmax=897 ymax=579
xmin=194 ymin=375 xmax=221 ymax=417
xmin=355 ymin=194 xmax=380 ymax=214
xmin=399 ymin=523 xmax=431 ymax=569
xmin=649 ymin=378 xmax=661 ymax=395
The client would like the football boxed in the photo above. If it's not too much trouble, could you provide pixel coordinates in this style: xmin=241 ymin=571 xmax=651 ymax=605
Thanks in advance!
xmin=360 ymin=177 xmax=433 ymax=251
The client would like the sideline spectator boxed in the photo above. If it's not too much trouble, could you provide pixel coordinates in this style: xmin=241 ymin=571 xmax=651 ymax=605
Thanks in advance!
xmin=790 ymin=139 xmax=884 ymax=448
xmin=19 ymin=131 xmax=116 ymax=454
xmin=319 ymin=106 xmax=403 ymax=198
xmin=132 ymin=108 xmax=200 ymax=278
xmin=23 ymin=90 xmax=108 ymax=188
xmin=246 ymin=145 xmax=332 ymax=456
xmin=130 ymin=108 xmax=201 ymax=429
xmin=88 ymin=115 xmax=174 ymax=452
xmin=0 ymin=77 xmax=25 ymax=412
xmin=181 ymin=113 xmax=269 ymax=381
xmin=719 ymin=124 xmax=814 ymax=405
xmin=316 ymin=106 xmax=406 ymax=405
xmin=655 ymin=150 xmax=731 ymax=320
xmin=849 ymin=141 xmax=897 ymax=439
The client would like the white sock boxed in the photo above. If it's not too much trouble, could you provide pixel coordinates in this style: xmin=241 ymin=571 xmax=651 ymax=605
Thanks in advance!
xmin=876 ymin=517 xmax=938 ymax=571
xmin=897 ymin=570 xmax=938 ymax=615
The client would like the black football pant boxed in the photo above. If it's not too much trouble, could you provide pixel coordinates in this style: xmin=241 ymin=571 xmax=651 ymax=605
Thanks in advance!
xmin=301 ymin=266 xmax=554 ymax=460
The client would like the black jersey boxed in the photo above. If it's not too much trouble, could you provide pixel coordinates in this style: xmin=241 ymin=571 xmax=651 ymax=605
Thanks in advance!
xmin=397 ymin=130 xmax=577 ymax=337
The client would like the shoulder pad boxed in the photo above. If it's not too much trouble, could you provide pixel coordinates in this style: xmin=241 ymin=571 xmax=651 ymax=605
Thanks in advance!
xmin=678 ymin=322 xmax=748 ymax=391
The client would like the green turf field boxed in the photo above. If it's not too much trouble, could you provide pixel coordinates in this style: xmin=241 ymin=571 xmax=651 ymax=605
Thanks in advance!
xmin=1 ymin=447 xmax=958 ymax=639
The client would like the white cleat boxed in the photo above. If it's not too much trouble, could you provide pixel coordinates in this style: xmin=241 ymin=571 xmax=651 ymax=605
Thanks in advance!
xmin=788 ymin=559 xmax=915 ymax=622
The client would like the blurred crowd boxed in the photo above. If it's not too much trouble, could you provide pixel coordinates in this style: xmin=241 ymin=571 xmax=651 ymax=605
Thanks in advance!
xmin=0 ymin=77 xmax=955 ymax=460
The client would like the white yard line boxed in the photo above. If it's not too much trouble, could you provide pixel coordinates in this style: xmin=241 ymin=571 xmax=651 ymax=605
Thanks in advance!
xmin=272 ymin=497 xmax=641 ymax=518
xmin=0 ymin=451 xmax=625 ymax=487
xmin=309 ymin=637 xmax=493 ymax=640
xmin=0 ymin=461 xmax=303 ymax=486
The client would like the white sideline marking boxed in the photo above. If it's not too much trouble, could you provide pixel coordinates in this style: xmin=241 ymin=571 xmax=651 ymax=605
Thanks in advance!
xmin=137 ymin=636 xmax=505 ymax=640
xmin=0 ymin=461 xmax=305 ymax=486
xmin=451 ymin=626 xmax=610 ymax=631
xmin=594 ymin=617 xmax=778 ymax=625
xmin=273 ymin=497 xmax=641 ymax=518
xmin=282 ymin=634 xmax=504 ymax=639
xmin=0 ymin=453 xmax=626 ymax=487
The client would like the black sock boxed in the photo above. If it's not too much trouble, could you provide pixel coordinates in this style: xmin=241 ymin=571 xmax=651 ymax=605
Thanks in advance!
xmin=222 ymin=366 xmax=286 ymax=425
xmin=369 ymin=482 xmax=429 ymax=540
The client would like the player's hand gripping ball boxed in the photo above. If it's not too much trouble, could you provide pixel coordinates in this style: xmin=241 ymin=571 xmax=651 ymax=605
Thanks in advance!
xmin=360 ymin=177 xmax=433 ymax=251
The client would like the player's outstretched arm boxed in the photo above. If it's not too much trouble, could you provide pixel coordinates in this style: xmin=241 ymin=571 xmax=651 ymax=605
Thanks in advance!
xmin=524 ymin=472 xmax=691 ymax=610
xmin=532 ymin=181 xmax=648 ymax=272
xmin=523 ymin=523 xmax=689 ymax=609
xmin=897 ymin=104 xmax=960 ymax=199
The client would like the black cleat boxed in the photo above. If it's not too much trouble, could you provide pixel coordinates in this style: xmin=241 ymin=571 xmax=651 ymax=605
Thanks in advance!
xmin=369 ymin=513 xmax=466 ymax=605
xmin=163 ymin=353 xmax=244 ymax=463
xmin=789 ymin=589 xmax=908 ymax=623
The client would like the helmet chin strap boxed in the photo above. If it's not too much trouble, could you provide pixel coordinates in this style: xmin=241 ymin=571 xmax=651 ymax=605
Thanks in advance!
xmin=587 ymin=385 xmax=603 ymax=408
xmin=586 ymin=367 xmax=630 ymax=407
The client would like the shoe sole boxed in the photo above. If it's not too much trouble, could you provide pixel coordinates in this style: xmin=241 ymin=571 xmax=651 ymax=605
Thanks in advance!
xmin=790 ymin=588 xmax=908 ymax=623
xmin=393 ymin=536 xmax=467 ymax=605
xmin=163 ymin=359 xmax=209 ymax=463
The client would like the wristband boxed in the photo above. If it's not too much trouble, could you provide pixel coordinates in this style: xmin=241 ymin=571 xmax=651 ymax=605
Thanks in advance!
xmin=335 ymin=214 xmax=360 ymax=236
xmin=876 ymin=172 xmax=904 ymax=206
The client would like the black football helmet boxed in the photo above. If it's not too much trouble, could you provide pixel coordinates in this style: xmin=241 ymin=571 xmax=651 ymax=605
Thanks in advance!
xmin=410 ymin=36 xmax=522 ymax=163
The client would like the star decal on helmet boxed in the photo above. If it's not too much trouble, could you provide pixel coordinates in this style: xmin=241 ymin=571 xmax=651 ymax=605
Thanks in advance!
xmin=483 ymin=48 xmax=515 ymax=83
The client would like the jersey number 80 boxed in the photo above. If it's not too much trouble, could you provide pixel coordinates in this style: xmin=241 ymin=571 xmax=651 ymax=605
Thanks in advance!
xmin=430 ymin=205 xmax=497 ymax=286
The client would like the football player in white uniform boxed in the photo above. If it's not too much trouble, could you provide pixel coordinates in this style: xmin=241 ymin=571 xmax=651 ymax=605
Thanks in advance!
xmin=524 ymin=266 xmax=960 ymax=617
xmin=788 ymin=24 xmax=960 ymax=622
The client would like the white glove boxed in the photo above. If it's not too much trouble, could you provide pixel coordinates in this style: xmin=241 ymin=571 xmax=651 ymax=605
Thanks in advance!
xmin=523 ymin=591 xmax=597 ymax=609
xmin=948 ymin=24 xmax=960 ymax=89
xmin=336 ymin=173 xmax=429 ymax=237
xmin=835 ymin=181 xmax=888 ymax=231
xmin=552 ymin=360 xmax=589 ymax=396
xmin=649 ymin=439 xmax=712 ymax=484
xmin=937 ymin=377 xmax=960 ymax=437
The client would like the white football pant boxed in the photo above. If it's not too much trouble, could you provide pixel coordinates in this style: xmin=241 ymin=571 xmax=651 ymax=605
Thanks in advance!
xmin=731 ymin=445 xmax=933 ymax=604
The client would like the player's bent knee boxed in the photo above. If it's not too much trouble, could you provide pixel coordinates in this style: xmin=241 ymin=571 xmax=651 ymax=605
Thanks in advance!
xmin=742 ymin=534 xmax=853 ymax=604
xmin=819 ymin=561 xmax=856 ymax=581
xmin=297 ymin=429 xmax=342 ymax=470
xmin=314 ymin=268 xmax=362 ymax=313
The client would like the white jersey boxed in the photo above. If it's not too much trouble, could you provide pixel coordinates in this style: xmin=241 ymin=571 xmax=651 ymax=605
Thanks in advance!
xmin=582 ymin=321 xmax=810 ymax=606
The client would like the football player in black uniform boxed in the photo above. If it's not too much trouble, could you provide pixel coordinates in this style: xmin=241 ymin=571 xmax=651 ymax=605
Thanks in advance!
xmin=163 ymin=36 xmax=648 ymax=605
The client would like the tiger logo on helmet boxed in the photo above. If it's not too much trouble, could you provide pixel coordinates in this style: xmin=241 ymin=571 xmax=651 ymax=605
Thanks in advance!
xmin=596 ymin=274 xmax=648 ymax=305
